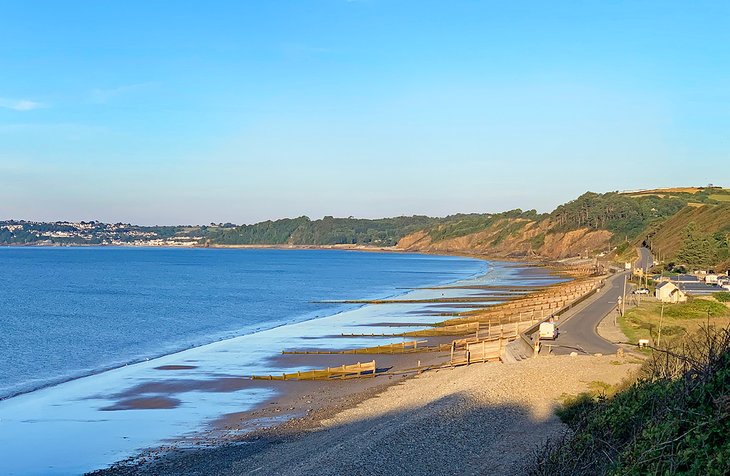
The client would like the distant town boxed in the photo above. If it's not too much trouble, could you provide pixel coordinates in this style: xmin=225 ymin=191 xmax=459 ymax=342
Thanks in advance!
xmin=0 ymin=220 xmax=205 ymax=247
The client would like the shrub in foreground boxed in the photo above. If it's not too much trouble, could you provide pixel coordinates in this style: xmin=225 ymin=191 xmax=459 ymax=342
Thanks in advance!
xmin=527 ymin=326 xmax=730 ymax=476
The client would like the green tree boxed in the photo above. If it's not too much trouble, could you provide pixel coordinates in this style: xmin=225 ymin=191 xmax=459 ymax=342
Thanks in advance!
xmin=677 ymin=223 xmax=719 ymax=269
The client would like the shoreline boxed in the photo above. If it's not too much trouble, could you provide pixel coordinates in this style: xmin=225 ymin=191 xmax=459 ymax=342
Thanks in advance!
xmin=86 ymin=262 xmax=573 ymax=474
xmin=93 ymin=354 xmax=640 ymax=476
xmin=0 ymin=241 xmax=555 ymax=264
xmin=4 ymin=249 xmax=533 ymax=475
xmin=0 ymin=249 xmax=490 ymax=403
xmin=1 ymin=247 xmax=592 ymax=475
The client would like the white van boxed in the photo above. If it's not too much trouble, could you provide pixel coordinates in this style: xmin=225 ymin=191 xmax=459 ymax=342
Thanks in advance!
xmin=539 ymin=322 xmax=558 ymax=340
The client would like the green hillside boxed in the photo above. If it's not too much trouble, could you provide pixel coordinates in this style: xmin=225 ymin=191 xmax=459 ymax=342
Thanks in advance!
xmin=203 ymin=215 xmax=444 ymax=246
xmin=2 ymin=187 xmax=728 ymax=257
xmin=643 ymin=203 xmax=730 ymax=270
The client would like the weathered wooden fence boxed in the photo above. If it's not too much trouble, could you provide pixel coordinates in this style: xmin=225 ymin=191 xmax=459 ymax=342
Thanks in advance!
xmin=251 ymin=360 xmax=377 ymax=381
xmin=449 ymin=338 xmax=504 ymax=366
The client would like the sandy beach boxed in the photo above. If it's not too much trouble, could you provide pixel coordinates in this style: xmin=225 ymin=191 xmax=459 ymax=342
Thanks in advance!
xmin=94 ymin=353 xmax=641 ymax=475
xmin=4 ymin=250 xmax=538 ymax=475
xmin=1 ymin=249 xmax=610 ymax=476
xmin=86 ymin=262 xmax=628 ymax=475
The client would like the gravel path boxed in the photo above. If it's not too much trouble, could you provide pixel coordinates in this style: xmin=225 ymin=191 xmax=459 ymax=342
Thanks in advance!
xmin=96 ymin=355 xmax=640 ymax=476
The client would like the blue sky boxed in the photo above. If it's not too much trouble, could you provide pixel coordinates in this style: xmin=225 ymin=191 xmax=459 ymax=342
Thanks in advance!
xmin=1 ymin=1 xmax=728 ymax=225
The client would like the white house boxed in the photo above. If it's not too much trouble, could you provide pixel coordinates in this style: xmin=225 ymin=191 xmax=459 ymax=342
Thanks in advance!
xmin=656 ymin=281 xmax=687 ymax=303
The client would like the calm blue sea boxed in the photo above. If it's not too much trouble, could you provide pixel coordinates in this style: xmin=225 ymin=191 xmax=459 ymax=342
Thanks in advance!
xmin=0 ymin=247 xmax=486 ymax=399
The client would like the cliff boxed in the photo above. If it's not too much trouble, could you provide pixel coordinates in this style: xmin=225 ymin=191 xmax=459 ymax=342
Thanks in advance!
xmin=396 ymin=217 xmax=613 ymax=260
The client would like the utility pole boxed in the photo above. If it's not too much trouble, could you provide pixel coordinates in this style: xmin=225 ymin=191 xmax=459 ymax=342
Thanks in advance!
xmin=657 ymin=303 xmax=665 ymax=347
xmin=621 ymin=274 xmax=628 ymax=316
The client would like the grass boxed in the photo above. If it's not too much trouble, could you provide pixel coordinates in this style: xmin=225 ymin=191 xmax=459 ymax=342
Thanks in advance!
xmin=612 ymin=241 xmax=638 ymax=264
xmin=709 ymin=193 xmax=730 ymax=202
xmin=586 ymin=380 xmax=618 ymax=395
xmin=619 ymin=299 xmax=730 ymax=345
xmin=714 ymin=291 xmax=730 ymax=302
xmin=556 ymin=380 xmax=626 ymax=424
xmin=663 ymin=298 xmax=729 ymax=319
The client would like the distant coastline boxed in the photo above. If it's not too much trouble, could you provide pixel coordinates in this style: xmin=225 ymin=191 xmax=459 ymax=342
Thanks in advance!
xmin=6 ymin=187 xmax=729 ymax=272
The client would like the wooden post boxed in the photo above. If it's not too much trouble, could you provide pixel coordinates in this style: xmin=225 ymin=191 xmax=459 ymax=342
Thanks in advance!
xmin=450 ymin=341 xmax=455 ymax=366
xmin=657 ymin=303 xmax=665 ymax=347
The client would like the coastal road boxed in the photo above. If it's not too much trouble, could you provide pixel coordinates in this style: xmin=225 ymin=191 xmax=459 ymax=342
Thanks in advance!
xmin=546 ymin=271 xmax=627 ymax=355
xmin=636 ymin=247 xmax=654 ymax=272
xmin=545 ymin=248 xmax=654 ymax=355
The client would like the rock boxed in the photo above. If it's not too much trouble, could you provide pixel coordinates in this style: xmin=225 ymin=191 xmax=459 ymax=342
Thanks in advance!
xmin=570 ymin=352 xmax=578 ymax=357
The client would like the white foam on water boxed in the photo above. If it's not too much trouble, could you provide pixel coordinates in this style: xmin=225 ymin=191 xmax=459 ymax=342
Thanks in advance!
xmin=0 ymin=259 xmax=556 ymax=475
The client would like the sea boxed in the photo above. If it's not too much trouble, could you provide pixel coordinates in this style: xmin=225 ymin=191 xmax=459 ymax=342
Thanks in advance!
xmin=0 ymin=247 xmax=486 ymax=400
xmin=1 ymin=247 xmax=534 ymax=475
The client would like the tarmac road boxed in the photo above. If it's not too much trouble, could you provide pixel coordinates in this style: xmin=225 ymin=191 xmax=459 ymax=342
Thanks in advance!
xmin=546 ymin=271 xmax=626 ymax=355
xmin=544 ymin=247 xmax=654 ymax=355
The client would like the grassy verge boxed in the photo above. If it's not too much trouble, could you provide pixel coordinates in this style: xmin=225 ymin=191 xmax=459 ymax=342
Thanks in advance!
xmin=619 ymin=299 xmax=730 ymax=345
xmin=527 ymin=326 xmax=730 ymax=475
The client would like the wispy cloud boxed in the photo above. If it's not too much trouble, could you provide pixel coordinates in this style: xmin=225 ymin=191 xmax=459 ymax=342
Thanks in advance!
xmin=0 ymin=122 xmax=110 ymax=140
xmin=0 ymin=98 xmax=44 ymax=111
xmin=89 ymin=82 xmax=155 ymax=104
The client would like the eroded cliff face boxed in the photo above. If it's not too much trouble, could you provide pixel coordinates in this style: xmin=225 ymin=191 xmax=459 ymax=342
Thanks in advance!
xmin=395 ymin=218 xmax=612 ymax=260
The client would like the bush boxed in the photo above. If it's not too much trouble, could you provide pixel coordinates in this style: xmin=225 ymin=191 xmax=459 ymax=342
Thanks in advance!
xmin=555 ymin=393 xmax=597 ymax=424
xmin=527 ymin=326 xmax=730 ymax=476
xmin=714 ymin=291 xmax=730 ymax=302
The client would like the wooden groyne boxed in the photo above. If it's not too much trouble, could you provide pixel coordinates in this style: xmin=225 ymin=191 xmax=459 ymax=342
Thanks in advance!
xmin=312 ymin=296 xmax=521 ymax=305
xmin=282 ymin=340 xmax=429 ymax=355
xmin=257 ymin=272 xmax=607 ymax=382
xmin=443 ymin=277 xmax=603 ymax=326
xmin=251 ymin=360 xmax=377 ymax=381
xmin=403 ymin=316 xmax=539 ymax=338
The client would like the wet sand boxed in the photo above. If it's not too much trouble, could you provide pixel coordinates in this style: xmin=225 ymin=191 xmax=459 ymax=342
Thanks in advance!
xmin=92 ymin=355 xmax=641 ymax=476
xmin=86 ymin=260 xmax=574 ymax=474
